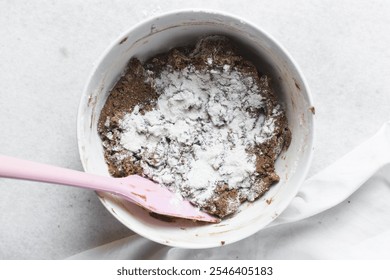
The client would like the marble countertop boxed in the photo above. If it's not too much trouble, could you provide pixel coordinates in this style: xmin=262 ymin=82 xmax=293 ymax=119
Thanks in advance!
xmin=1 ymin=0 xmax=389 ymax=259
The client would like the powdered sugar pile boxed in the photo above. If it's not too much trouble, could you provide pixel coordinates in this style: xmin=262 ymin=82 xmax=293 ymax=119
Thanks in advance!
xmin=117 ymin=61 xmax=281 ymax=215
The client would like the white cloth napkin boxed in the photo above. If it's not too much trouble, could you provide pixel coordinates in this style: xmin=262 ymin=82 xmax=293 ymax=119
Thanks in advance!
xmin=68 ymin=121 xmax=390 ymax=259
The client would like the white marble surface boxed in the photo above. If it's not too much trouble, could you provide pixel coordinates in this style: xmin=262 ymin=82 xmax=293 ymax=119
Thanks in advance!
xmin=0 ymin=0 xmax=389 ymax=259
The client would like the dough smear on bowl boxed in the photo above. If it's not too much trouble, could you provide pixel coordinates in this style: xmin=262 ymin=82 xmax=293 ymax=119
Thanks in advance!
xmin=98 ymin=36 xmax=291 ymax=218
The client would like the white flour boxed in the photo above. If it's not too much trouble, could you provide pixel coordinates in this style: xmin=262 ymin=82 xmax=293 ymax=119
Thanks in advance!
xmin=117 ymin=61 xmax=281 ymax=215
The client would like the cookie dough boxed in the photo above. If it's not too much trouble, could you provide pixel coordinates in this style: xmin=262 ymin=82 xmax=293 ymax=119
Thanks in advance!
xmin=98 ymin=36 xmax=291 ymax=218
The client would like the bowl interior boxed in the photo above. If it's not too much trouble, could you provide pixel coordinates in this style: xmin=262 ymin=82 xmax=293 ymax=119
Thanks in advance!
xmin=77 ymin=11 xmax=314 ymax=248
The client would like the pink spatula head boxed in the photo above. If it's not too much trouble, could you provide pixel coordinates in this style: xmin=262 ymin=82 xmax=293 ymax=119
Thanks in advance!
xmin=0 ymin=155 xmax=220 ymax=223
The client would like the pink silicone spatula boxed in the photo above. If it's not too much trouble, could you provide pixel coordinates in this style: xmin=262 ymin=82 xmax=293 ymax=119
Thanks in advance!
xmin=0 ymin=155 xmax=220 ymax=223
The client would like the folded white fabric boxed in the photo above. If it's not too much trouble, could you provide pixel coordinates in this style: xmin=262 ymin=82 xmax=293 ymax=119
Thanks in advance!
xmin=68 ymin=121 xmax=390 ymax=259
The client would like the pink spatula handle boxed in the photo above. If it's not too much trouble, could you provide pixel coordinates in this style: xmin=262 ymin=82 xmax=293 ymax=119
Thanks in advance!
xmin=0 ymin=155 xmax=128 ymax=196
xmin=0 ymin=155 xmax=220 ymax=223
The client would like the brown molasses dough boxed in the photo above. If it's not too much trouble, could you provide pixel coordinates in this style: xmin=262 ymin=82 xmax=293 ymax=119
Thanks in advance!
xmin=98 ymin=36 xmax=291 ymax=218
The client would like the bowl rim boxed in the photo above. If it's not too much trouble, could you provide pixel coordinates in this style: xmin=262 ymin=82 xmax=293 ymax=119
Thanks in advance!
xmin=76 ymin=8 xmax=315 ymax=248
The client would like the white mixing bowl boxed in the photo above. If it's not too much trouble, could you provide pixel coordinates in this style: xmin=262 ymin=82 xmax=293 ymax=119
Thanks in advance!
xmin=77 ymin=10 xmax=314 ymax=248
